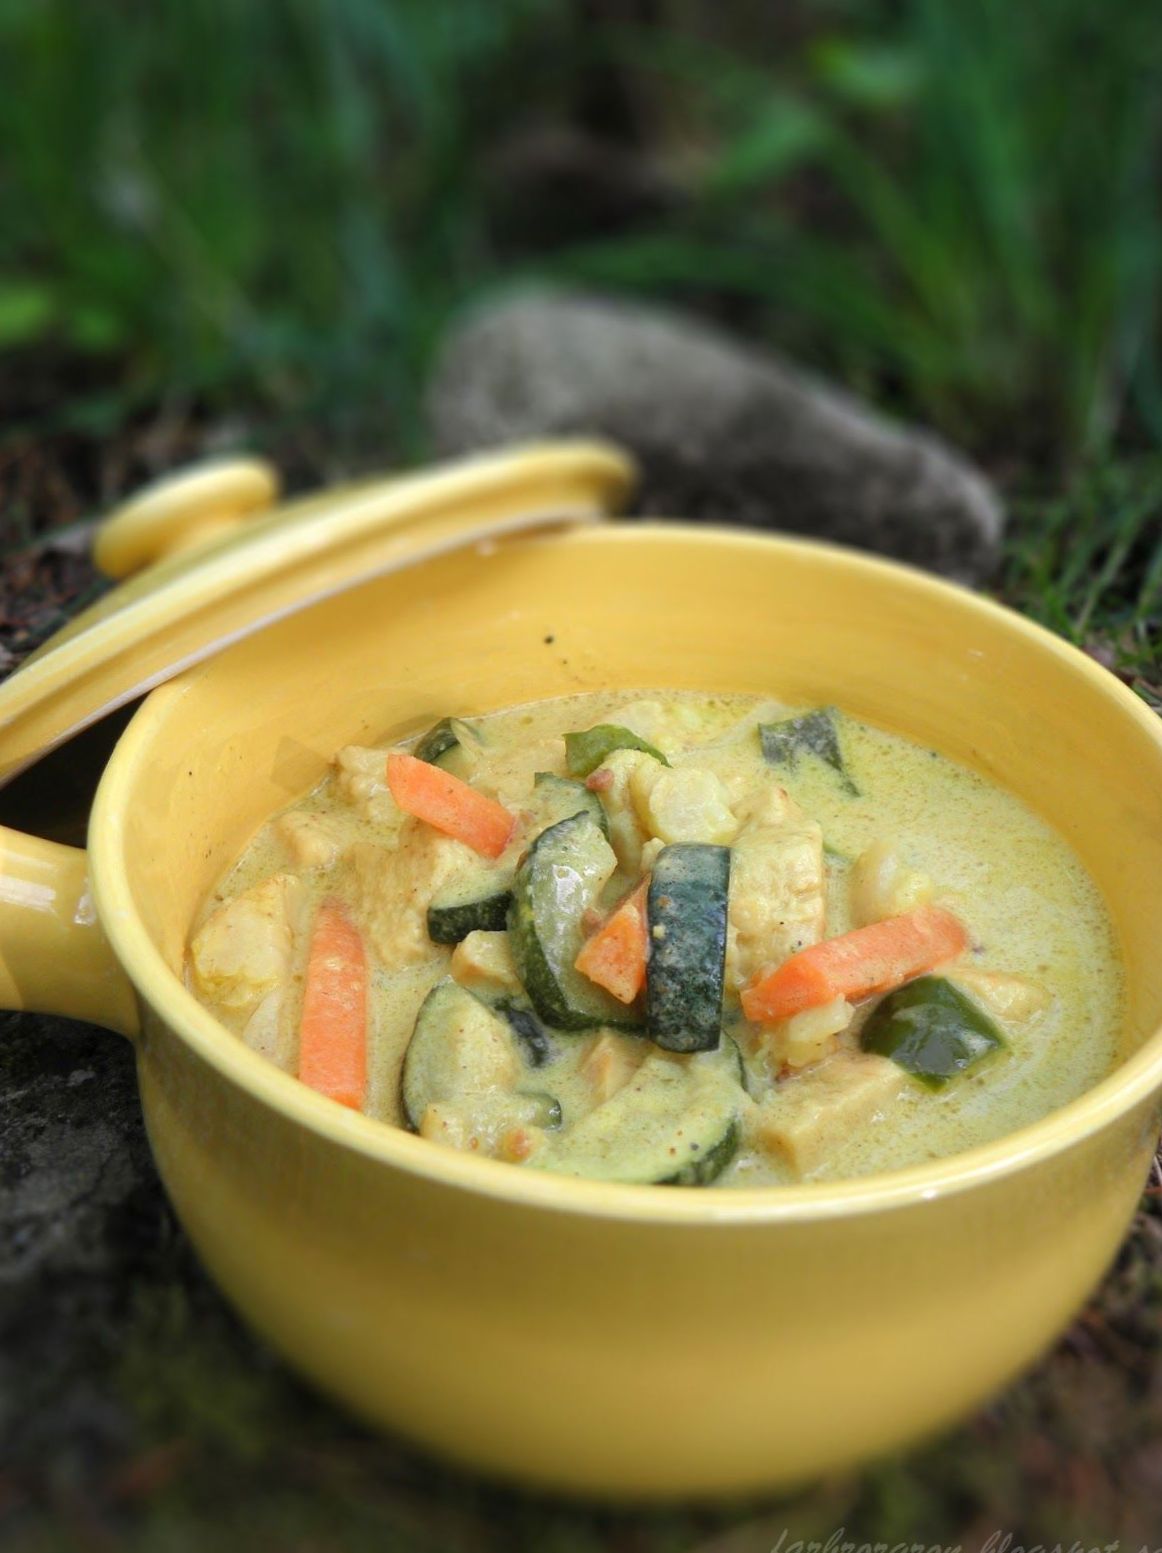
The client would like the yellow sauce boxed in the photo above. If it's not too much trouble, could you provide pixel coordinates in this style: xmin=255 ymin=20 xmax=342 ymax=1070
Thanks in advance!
xmin=188 ymin=691 xmax=1123 ymax=1186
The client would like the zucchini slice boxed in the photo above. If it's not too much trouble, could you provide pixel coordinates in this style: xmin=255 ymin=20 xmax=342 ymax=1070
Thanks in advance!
xmin=402 ymin=979 xmax=519 ymax=1129
xmin=860 ymin=975 xmax=1006 ymax=1088
xmin=664 ymin=1119 xmax=740 ymax=1187
xmin=723 ymin=1030 xmax=750 ymax=1095
xmin=759 ymin=708 xmax=858 ymax=796
xmin=524 ymin=771 xmax=609 ymax=839
xmin=646 ymin=843 xmax=731 ymax=1053
xmin=564 ymin=724 xmax=669 ymax=779
xmin=426 ymin=870 xmax=513 ymax=944
xmin=459 ymin=980 xmax=557 ymax=1069
xmin=534 ymin=1046 xmax=741 ymax=1186
xmin=413 ymin=716 xmax=484 ymax=777
xmin=498 ymin=1001 xmax=555 ymax=1067
xmin=508 ymin=812 xmax=642 ymax=1032
xmin=402 ymin=979 xmax=561 ymax=1131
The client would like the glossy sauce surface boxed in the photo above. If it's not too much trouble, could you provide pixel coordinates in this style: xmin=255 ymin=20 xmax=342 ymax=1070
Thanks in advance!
xmin=188 ymin=691 xmax=1123 ymax=1185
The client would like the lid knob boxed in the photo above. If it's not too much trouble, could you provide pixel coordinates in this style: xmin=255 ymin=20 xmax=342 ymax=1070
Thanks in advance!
xmin=2 ymin=440 xmax=635 ymax=790
xmin=93 ymin=457 xmax=281 ymax=579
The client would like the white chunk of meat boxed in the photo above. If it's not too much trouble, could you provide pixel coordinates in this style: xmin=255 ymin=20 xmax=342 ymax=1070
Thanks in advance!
xmin=951 ymin=967 xmax=1051 ymax=1023
xmin=580 ymin=1031 xmax=647 ymax=1105
xmin=763 ymin=997 xmax=855 ymax=1072
xmin=752 ymin=1054 xmax=905 ymax=1175
xmin=639 ymin=765 xmax=739 ymax=846
xmin=343 ymin=822 xmax=479 ymax=971
xmin=274 ymin=809 xmax=347 ymax=869
xmin=850 ymin=840 xmax=933 ymax=925
xmin=241 ymin=987 xmax=296 ymax=1071
xmin=333 ymin=745 xmax=405 ymax=833
xmin=729 ymin=768 xmax=797 ymax=828
xmin=189 ymin=873 xmax=306 ymax=1015
xmin=450 ymin=930 xmax=522 ymax=998
xmin=725 ymin=815 xmax=825 ymax=995
xmin=592 ymin=748 xmax=659 ymax=874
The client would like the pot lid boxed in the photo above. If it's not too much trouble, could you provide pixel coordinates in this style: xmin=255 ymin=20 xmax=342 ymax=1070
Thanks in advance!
xmin=0 ymin=440 xmax=636 ymax=788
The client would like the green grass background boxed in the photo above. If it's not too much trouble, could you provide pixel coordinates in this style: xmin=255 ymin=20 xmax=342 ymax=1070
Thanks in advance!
xmin=2 ymin=0 xmax=1158 ymax=683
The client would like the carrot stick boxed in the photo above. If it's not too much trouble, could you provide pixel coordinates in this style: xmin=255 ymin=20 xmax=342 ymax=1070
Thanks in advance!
xmin=574 ymin=881 xmax=649 ymax=1004
xmin=386 ymin=752 xmax=515 ymax=860
xmin=741 ymin=905 xmax=969 ymax=1024
xmin=298 ymin=897 xmax=367 ymax=1109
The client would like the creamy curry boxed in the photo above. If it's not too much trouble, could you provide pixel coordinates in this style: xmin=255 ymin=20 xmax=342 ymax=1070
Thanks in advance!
xmin=187 ymin=692 xmax=1123 ymax=1187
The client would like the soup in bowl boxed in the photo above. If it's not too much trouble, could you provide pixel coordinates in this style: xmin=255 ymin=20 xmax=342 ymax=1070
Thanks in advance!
xmin=187 ymin=689 xmax=1121 ymax=1190
xmin=69 ymin=522 xmax=1162 ymax=1497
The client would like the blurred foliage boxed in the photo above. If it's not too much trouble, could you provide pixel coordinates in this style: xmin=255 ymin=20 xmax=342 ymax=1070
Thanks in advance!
xmin=0 ymin=0 xmax=566 ymax=456
xmin=1 ymin=0 xmax=1159 ymax=467
xmin=1003 ymin=456 xmax=1162 ymax=702
xmin=567 ymin=0 xmax=1162 ymax=458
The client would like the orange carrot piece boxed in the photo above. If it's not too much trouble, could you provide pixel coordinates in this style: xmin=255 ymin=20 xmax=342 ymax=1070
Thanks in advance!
xmin=386 ymin=752 xmax=515 ymax=860
xmin=298 ymin=898 xmax=367 ymax=1109
xmin=574 ymin=881 xmax=649 ymax=1004
xmin=741 ymin=905 xmax=969 ymax=1024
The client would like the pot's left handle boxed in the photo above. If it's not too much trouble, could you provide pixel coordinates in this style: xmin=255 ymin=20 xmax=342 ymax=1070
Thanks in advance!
xmin=0 ymin=826 xmax=139 ymax=1038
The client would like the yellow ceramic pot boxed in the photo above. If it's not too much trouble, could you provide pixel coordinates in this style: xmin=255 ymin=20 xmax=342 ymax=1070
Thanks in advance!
xmin=4 ymin=498 xmax=1162 ymax=1500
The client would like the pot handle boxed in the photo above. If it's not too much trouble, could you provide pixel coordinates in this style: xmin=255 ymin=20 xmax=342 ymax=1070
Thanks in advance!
xmin=0 ymin=825 xmax=139 ymax=1038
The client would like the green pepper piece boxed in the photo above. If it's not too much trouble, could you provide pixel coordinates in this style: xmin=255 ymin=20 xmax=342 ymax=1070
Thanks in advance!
xmin=564 ymin=724 xmax=670 ymax=778
xmin=860 ymin=975 xmax=1006 ymax=1088
xmin=759 ymin=708 xmax=858 ymax=796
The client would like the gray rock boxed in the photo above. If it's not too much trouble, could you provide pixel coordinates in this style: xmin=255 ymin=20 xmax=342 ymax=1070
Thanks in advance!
xmin=427 ymin=293 xmax=1004 ymax=582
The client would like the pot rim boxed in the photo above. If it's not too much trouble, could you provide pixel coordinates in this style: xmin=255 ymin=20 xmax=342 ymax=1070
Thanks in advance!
xmin=89 ymin=522 xmax=1162 ymax=1227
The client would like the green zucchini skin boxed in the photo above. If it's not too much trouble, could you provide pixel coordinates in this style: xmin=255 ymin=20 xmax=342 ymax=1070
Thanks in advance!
xmin=564 ymin=724 xmax=669 ymax=779
xmin=460 ymin=984 xmax=557 ymax=1069
xmin=759 ymin=707 xmax=858 ymax=796
xmin=722 ymin=1031 xmax=750 ymax=1094
xmin=860 ymin=975 xmax=1006 ymax=1088
xmin=659 ymin=1117 xmax=740 ymax=1186
xmin=498 ymin=1002 xmax=555 ymax=1067
xmin=646 ymin=843 xmax=731 ymax=1053
xmin=533 ymin=1046 xmax=741 ymax=1186
xmin=508 ymin=812 xmax=643 ymax=1032
xmin=413 ymin=716 xmax=483 ymax=775
xmin=528 ymin=771 xmax=610 ymax=838
xmin=425 ymin=888 xmax=512 ymax=944
xmin=426 ymin=770 xmax=603 ymax=946
xmin=413 ymin=717 xmax=459 ymax=765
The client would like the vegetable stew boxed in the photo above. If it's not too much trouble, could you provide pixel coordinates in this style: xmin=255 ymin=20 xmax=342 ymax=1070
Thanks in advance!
xmin=187 ymin=692 xmax=1122 ymax=1186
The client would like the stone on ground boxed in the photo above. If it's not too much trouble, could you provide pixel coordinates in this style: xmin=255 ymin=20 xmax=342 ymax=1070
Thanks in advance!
xmin=427 ymin=293 xmax=1004 ymax=582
